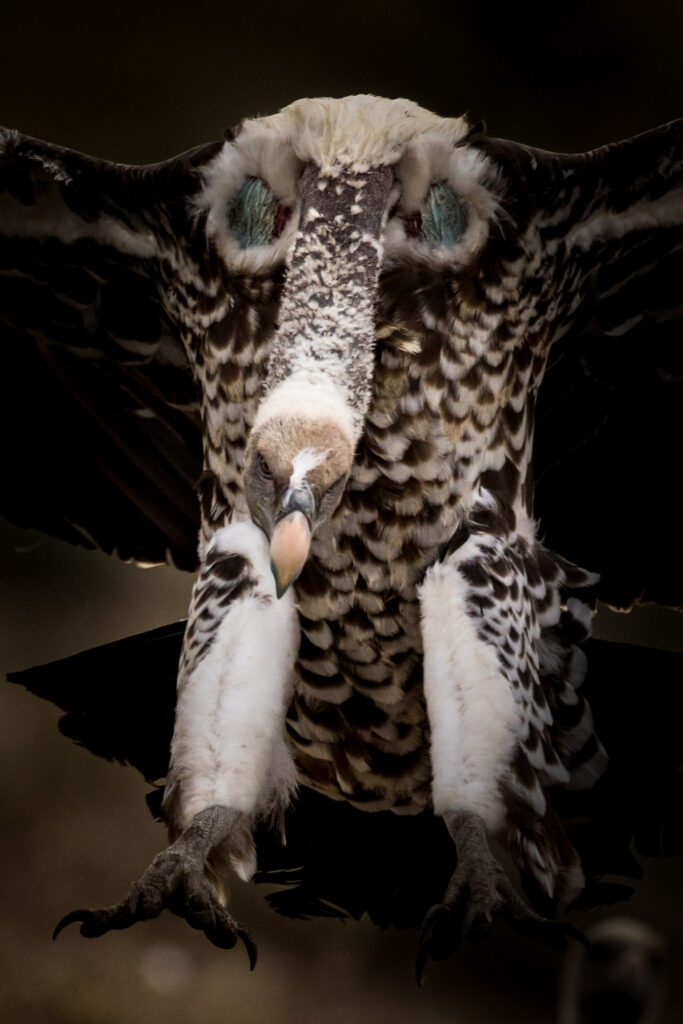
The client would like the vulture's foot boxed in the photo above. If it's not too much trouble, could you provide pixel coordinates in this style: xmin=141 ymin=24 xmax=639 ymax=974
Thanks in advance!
xmin=53 ymin=806 xmax=257 ymax=968
xmin=415 ymin=809 xmax=583 ymax=985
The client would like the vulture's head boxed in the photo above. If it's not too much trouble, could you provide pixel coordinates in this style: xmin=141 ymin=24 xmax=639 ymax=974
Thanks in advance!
xmin=244 ymin=396 xmax=354 ymax=596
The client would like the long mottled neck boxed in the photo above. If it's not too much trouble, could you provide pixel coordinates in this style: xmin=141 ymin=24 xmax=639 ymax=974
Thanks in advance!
xmin=261 ymin=161 xmax=395 ymax=440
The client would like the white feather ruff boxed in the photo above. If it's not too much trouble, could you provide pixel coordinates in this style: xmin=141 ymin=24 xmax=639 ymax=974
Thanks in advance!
xmin=193 ymin=96 xmax=500 ymax=277
xmin=252 ymin=375 xmax=356 ymax=445
xmin=239 ymin=95 xmax=469 ymax=176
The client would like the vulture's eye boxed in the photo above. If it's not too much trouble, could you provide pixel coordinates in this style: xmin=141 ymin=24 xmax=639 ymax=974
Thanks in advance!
xmin=405 ymin=183 xmax=468 ymax=246
xmin=228 ymin=178 xmax=291 ymax=248
xmin=257 ymin=454 xmax=273 ymax=479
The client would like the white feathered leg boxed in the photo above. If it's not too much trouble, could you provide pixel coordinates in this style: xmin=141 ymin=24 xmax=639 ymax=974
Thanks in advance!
xmin=416 ymin=557 xmax=583 ymax=983
xmin=55 ymin=521 xmax=299 ymax=964
xmin=419 ymin=559 xmax=520 ymax=830
xmin=166 ymin=521 xmax=299 ymax=879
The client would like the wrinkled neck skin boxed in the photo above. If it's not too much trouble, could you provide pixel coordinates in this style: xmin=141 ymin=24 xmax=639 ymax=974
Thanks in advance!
xmin=256 ymin=161 xmax=396 ymax=445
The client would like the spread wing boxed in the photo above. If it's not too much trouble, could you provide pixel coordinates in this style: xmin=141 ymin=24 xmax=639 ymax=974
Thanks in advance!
xmin=0 ymin=129 xmax=222 ymax=568
xmin=474 ymin=121 xmax=683 ymax=610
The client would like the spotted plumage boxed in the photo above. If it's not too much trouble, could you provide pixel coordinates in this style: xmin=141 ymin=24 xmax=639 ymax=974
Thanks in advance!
xmin=2 ymin=96 xmax=682 ymax=967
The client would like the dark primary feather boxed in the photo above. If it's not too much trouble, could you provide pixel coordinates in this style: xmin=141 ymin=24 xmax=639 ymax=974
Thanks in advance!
xmin=471 ymin=122 xmax=683 ymax=609
xmin=0 ymin=130 xmax=220 ymax=567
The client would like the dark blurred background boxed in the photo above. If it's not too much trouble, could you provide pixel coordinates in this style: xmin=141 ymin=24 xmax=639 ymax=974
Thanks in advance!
xmin=1 ymin=1 xmax=682 ymax=1021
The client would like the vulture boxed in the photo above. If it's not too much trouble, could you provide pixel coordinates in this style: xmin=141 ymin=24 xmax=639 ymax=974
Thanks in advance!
xmin=2 ymin=96 xmax=682 ymax=978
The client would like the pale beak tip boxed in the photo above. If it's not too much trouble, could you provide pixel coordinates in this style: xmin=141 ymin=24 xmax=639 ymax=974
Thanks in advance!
xmin=271 ymin=561 xmax=291 ymax=600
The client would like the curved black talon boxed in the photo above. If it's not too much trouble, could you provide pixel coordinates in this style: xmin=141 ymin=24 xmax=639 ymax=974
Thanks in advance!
xmin=53 ymin=889 xmax=257 ymax=961
xmin=237 ymin=928 xmax=258 ymax=970
xmin=415 ymin=874 xmax=586 ymax=984
xmin=53 ymin=909 xmax=89 ymax=941
xmin=53 ymin=892 xmax=258 ymax=966
xmin=52 ymin=808 xmax=257 ymax=964
xmin=415 ymin=811 xmax=590 ymax=983
xmin=416 ymin=905 xmax=456 ymax=986
xmin=415 ymin=944 xmax=430 ymax=988
xmin=53 ymin=902 xmax=139 ymax=940
xmin=415 ymin=885 xmax=473 ymax=985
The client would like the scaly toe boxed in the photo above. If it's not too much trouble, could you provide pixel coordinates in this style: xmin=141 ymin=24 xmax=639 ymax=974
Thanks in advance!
xmin=53 ymin=899 xmax=139 ymax=940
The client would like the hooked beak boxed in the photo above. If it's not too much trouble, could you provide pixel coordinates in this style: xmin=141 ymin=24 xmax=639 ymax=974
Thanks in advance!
xmin=270 ymin=509 xmax=311 ymax=598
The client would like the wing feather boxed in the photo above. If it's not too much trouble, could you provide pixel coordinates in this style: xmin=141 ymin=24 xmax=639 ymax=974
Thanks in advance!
xmin=477 ymin=122 xmax=683 ymax=609
xmin=0 ymin=129 xmax=223 ymax=567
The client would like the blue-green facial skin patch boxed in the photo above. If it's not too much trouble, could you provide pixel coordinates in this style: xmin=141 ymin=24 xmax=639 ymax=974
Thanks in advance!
xmin=422 ymin=183 xmax=468 ymax=247
xmin=228 ymin=178 xmax=277 ymax=248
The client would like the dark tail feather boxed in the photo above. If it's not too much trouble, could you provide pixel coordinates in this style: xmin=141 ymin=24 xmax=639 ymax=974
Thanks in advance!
xmin=7 ymin=621 xmax=184 ymax=782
